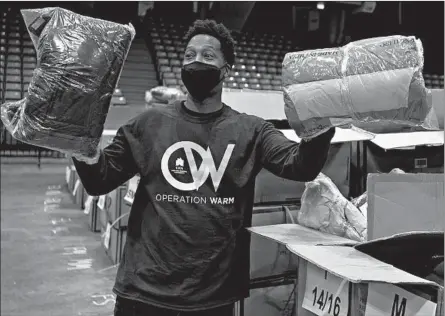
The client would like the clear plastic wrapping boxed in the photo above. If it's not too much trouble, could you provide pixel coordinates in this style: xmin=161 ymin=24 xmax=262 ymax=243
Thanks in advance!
xmin=0 ymin=7 xmax=135 ymax=162
xmin=150 ymin=86 xmax=186 ymax=104
xmin=283 ymin=36 xmax=439 ymax=139
xmin=297 ymin=173 xmax=367 ymax=242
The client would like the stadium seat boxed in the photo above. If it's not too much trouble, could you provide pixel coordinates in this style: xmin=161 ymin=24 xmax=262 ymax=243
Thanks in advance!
xmin=23 ymin=69 xmax=33 ymax=77
xmin=175 ymin=73 xmax=182 ymax=79
xmin=156 ymin=51 xmax=167 ymax=58
xmin=268 ymin=67 xmax=278 ymax=74
xmin=158 ymin=58 xmax=169 ymax=66
xmin=172 ymin=66 xmax=181 ymax=73
xmin=5 ymin=91 xmax=21 ymax=100
xmin=257 ymin=66 xmax=267 ymax=73
xmin=262 ymin=73 xmax=273 ymax=80
xmin=6 ymin=61 xmax=20 ymax=69
xmin=167 ymin=52 xmax=178 ymax=59
xmin=163 ymin=72 xmax=175 ymax=79
xmin=6 ymin=68 xmax=20 ymax=76
xmin=155 ymin=44 xmax=165 ymax=51
xmin=6 ymin=83 xmax=21 ymax=91
xmin=23 ymin=62 xmax=36 ymax=69
xmin=259 ymin=79 xmax=271 ymax=85
xmin=271 ymin=79 xmax=281 ymax=86
xmin=152 ymin=38 xmax=162 ymax=44
xmin=272 ymin=85 xmax=282 ymax=91
xmin=23 ymin=48 xmax=35 ymax=55
xmin=170 ymin=59 xmax=181 ymax=67
xmin=23 ymin=56 xmax=36 ymax=63
xmin=164 ymin=78 xmax=177 ymax=86
xmin=160 ymin=66 xmax=172 ymax=73
xmin=248 ymin=78 xmax=260 ymax=85
xmin=8 ymin=47 xmax=20 ymax=54
xmin=165 ymin=46 xmax=175 ymax=52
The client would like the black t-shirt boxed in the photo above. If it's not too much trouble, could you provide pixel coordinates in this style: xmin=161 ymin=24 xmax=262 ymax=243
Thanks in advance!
xmin=73 ymin=101 xmax=334 ymax=311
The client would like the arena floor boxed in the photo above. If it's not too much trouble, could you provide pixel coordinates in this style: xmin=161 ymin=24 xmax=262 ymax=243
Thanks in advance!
xmin=1 ymin=162 xmax=118 ymax=316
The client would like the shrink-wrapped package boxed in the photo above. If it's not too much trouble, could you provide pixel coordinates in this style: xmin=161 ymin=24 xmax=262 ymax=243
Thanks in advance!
xmin=283 ymin=36 xmax=438 ymax=139
xmin=0 ymin=7 xmax=135 ymax=162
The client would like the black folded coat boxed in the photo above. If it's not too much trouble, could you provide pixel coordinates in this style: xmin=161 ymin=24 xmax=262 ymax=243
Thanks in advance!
xmin=1 ymin=8 xmax=134 ymax=160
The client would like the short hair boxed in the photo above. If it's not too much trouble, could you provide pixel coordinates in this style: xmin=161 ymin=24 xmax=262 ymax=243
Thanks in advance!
xmin=184 ymin=19 xmax=236 ymax=67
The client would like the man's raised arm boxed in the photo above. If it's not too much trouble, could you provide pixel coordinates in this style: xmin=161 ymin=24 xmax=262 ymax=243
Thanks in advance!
xmin=73 ymin=121 xmax=140 ymax=196
xmin=259 ymin=122 xmax=335 ymax=182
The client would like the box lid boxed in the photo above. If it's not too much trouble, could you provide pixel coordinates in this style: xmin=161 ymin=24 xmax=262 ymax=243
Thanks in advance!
xmin=286 ymin=244 xmax=438 ymax=287
xmin=247 ymin=224 xmax=356 ymax=246
xmin=281 ymin=126 xmax=375 ymax=144
xmin=370 ymin=131 xmax=444 ymax=150
xmin=249 ymin=223 xmax=441 ymax=288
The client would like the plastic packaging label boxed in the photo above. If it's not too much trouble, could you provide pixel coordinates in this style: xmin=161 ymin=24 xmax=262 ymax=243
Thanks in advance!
xmin=124 ymin=175 xmax=140 ymax=204
xmin=97 ymin=195 xmax=106 ymax=210
xmin=84 ymin=195 xmax=93 ymax=215
xmin=303 ymin=263 xmax=349 ymax=316
xmin=364 ymin=283 xmax=437 ymax=316
xmin=103 ymin=223 xmax=111 ymax=250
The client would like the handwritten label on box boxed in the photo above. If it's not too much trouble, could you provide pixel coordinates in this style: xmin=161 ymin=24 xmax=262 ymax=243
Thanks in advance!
xmin=365 ymin=283 xmax=437 ymax=316
xmin=303 ymin=263 xmax=349 ymax=316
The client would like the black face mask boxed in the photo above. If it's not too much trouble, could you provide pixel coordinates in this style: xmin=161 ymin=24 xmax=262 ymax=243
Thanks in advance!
xmin=181 ymin=62 xmax=226 ymax=102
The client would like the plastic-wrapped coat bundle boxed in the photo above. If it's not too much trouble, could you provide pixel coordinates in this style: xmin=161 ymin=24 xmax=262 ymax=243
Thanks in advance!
xmin=297 ymin=173 xmax=367 ymax=242
xmin=150 ymin=86 xmax=185 ymax=104
xmin=283 ymin=36 xmax=439 ymax=139
xmin=0 ymin=8 xmax=135 ymax=162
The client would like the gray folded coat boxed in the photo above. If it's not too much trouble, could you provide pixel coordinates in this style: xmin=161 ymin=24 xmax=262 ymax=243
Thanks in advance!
xmin=283 ymin=36 xmax=438 ymax=139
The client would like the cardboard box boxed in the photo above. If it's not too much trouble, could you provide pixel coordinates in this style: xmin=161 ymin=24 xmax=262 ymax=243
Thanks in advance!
xmin=245 ymin=283 xmax=297 ymax=316
xmin=86 ymin=196 xmax=100 ymax=233
xmin=248 ymin=224 xmax=443 ymax=316
xmin=364 ymin=131 xmax=444 ymax=175
xmin=107 ymin=186 xmax=129 ymax=229
xmin=66 ymin=164 xmax=76 ymax=193
xmin=367 ymin=173 xmax=444 ymax=240
xmin=100 ymin=220 xmax=127 ymax=265
xmin=250 ymin=205 xmax=299 ymax=280
xmin=431 ymin=89 xmax=444 ymax=129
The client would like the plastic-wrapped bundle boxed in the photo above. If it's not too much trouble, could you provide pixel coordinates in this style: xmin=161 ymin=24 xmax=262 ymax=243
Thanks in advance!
xmin=283 ymin=36 xmax=439 ymax=139
xmin=150 ymin=86 xmax=186 ymax=104
xmin=297 ymin=173 xmax=367 ymax=242
xmin=0 ymin=8 xmax=135 ymax=162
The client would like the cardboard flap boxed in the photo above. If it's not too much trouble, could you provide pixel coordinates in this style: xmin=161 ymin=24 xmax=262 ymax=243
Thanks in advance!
xmin=247 ymin=224 xmax=356 ymax=246
xmin=286 ymin=244 xmax=439 ymax=287
xmin=281 ymin=126 xmax=375 ymax=144
xmin=370 ymin=131 xmax=444 ymax=150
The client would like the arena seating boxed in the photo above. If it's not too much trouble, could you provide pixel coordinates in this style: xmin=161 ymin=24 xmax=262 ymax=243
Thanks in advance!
xmin=146 ymin=16 xmax=445 ymax=93
xmin=146 ymin=17 xmax=297 ymax=93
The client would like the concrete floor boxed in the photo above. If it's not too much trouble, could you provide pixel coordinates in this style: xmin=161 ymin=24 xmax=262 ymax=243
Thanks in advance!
xmin=1 ymin=163 xmax=119 ymax=316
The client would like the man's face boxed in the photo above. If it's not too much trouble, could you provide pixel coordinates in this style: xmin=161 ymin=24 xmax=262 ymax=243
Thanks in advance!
xmin=183 ymin=34 xmax=228 ymax=73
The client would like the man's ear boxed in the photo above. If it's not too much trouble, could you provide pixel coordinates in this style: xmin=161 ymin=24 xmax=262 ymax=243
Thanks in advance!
xmin=224 ymin=64 xmax=231 ymax=77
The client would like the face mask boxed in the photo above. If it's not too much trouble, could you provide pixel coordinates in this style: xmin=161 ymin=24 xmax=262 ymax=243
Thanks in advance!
xmin=181 ymin=62 xmax=226 ymax=102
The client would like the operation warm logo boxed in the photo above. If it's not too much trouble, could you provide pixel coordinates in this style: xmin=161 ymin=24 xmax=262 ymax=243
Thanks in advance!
xmin=161 ymin=141 xmax=235 ymax=192
xmin=159 ymin=141 xmax=236 ymax=205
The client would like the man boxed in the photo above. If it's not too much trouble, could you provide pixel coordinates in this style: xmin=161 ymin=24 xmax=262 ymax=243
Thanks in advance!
xmin=74 ymin=19 xmax=335 ymax=316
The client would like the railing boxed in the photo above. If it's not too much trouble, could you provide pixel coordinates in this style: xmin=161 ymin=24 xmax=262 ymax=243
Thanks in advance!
xmin=0 ymin=9 xmax=65 ymax=168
